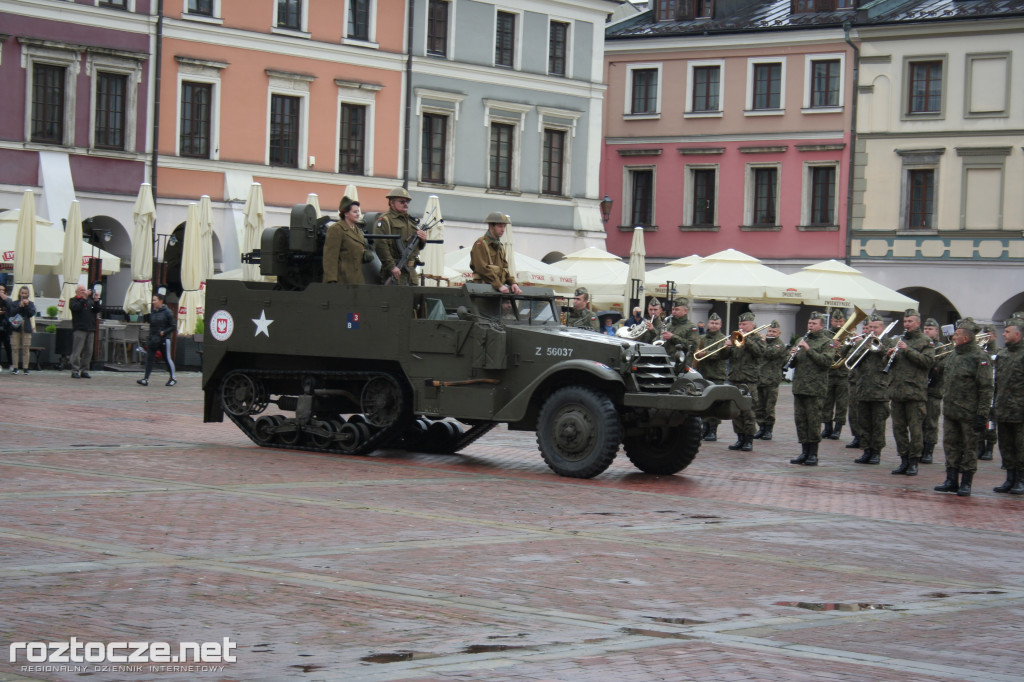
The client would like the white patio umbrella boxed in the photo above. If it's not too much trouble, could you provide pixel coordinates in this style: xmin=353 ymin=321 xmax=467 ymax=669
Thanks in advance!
xmin=199 ymin=195 xmax=215 ymax=283
xmin=788 ymin=260 xmax=917 ymax=312
xmin=625 ymin=227 xmax=647 ymax=309
xmin=13 ymin=190 xmax=37 ymax=299
xmin=551 ymin=246 xmax=629 ymax=311
xmin=444 ymin=249 xmax=577 ymax=290
xmin=647 ymin=254 xmax=702 ymax=297
xmin=1 ymin=213 xmax=121 ymax=275
xmin=177 ymin=203 xmax=204 ymax=336
xmin=306 ymin=193 xmax=322 ymax=218
xmin=241 ymin=183 xmax=265 ymax=281
xmin=57 ymin=201 xmax=84 ymax=320
xmin=419 ymin=195 xmax=446 ymax=286
xmin=123 ymin=183 xmax=155 ymax=315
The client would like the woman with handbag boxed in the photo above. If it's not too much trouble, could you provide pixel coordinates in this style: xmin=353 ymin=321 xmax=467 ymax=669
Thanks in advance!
xmin=10 ymin=286 xmax=36 ymax=375
xmin=0 ymin=285 xmax=13 ymax=369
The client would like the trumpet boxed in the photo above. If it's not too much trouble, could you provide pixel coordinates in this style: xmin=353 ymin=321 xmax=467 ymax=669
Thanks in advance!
xmin=697 ymin=324 xmax=771 ymax=361
xmin=843 ymin=320 xmax=898 ymax=369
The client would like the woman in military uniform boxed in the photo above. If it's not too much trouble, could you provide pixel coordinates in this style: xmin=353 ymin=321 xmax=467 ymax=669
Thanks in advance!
xmin=323 ymin=196 xmax=371 ymax=284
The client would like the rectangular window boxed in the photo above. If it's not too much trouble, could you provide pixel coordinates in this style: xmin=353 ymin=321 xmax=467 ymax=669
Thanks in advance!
xmin=810 ymin=59 xmax=840 ymax=107
xmin=427 ymin=0 xmax=449 ymax=57
xmin=631 ymin=68 xmax=658 ymax=114
xmin=421 ymin=114 xmax=446 ymax=183
xmin=98 ymin=0 xmax=127 ymax=8
xmin=348 ymin=0 xmax=369 ymax=41
xmin=753 ymin=63 xmax=781 ymax=110
xmin=695 ymin=0 xmax=713 ymax=18
xmin=495 ymin=11 xmax=515 ymax=68
xmin=753 ymin=168 xmax=777 ymax=225
xmin=489 ymin=122 xmax=513 ymax=190
xmin=692 ymin=169 xmax=716 ymax=225
xmin=656 ymin=0 xmax=677 ymax=21
xmin=542 ymin=129 xmax=565 ymax=196
xmin=692 ymin=66 xmax=720 ymax=112
xmin=269 ymin=94 xmax=300 ymax=167
xmin=908 ymin=61 xmax=942 ymax=114
xmin=549 ymin=21 xmax=568 ymax=76
xmin=907 ymin=169 xmax=935 ymax=229
xmin=31 ymin=63 xmax=65 ymax=144
xmin=94 ymin=72 xmax=127 ymax=151
xmin=810 ymin=166 xmax=836 ymax=225
xmin=277 ymin=0 xmax=301 ymax=30
xmin=339 ymin=104 xmax=366 ymax=175
xmin=180 ymin=82 xmax=212 ymax=158
xmin=630 ymin=170 xmax=653 ymax=226
xmin=187 ymin=0 xmax=212 ymax=14
xmin=421 ymin=113 xmax=447 ymax=184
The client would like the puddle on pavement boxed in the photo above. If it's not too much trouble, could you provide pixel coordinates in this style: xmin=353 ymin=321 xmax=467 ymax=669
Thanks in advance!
xmin=362 ymin=642 xmax=536 ymax=664
xmin=645 ymin=616 xmax=707 ymax=625
xmin=620 ymin=627 xmax=695 ymax=640
xmin=774 ymin=601 xmax=898 ymax=611
xmin=289 ymin=664 xmax=325 ymax=672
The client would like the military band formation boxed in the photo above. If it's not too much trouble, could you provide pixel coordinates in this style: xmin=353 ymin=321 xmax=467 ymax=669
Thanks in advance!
xmin=321 ymin=189 xmax=1023 ymax=498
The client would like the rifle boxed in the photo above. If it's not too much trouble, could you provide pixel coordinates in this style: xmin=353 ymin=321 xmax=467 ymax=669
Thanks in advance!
xmin=384 ymin=205 xmax=443 ymax=285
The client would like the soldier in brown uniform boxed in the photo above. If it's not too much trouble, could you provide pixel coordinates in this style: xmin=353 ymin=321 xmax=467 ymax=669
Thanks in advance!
xmin=921 ymin=318 xmax=945 ymax=464
xmin=722 ymin=312 xmax=765 ymax=452
xmin=885 ymin=309 xmax=936 ymax=476
xmin=469 ymin=211 xmax=522 ymax=294
xmin=695 ymin=312 xmax=728 ymax=441
xmin=787 ymin=311 xmax=834 ymax=466
xmin=754 ymin=320 xmax=788 ymax=441
xmin=993 ymin=317 xmax=1024 ymax=494
xmin=932 ymin=320 xmax=993 ymax=496
xmin=323 ymin=196 xmax=371 ymax=284
xmin=375 ymin=187 xmax=427 ymax=285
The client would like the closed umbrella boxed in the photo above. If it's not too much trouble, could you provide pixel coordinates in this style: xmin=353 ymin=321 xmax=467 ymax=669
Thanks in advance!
xmin=625 ymin=226 xmax=646 ymax=309
xmin=241 ymin=183 xmax=265 ymax=281
xmin=306 ymin=193 xmax=322 ymax=218
xmin=57 ymin=201 xmax=84 ymax=320
xmin=176 ymin=203 xmax=203 ymax=336
xmin=499 ymin=215 xmax=517 ymax=287
xmin=14 ymin=189 xmax=36 ymax=299
xmin=419 ymin=195 xmax=446 ymax=286
xmin=199 ymin=195 xmax=215 ymax=283
xmin=344 ymin=184 xmax=359 ymax=203
xmin=123 ymin=183 xmax=155 ymax=315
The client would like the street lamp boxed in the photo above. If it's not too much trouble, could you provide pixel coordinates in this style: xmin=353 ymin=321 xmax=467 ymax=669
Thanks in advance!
xmin=600 ymin=195 xmax=613 ymax=224
xmin=630 ymin=278 xmax=644 ymax=314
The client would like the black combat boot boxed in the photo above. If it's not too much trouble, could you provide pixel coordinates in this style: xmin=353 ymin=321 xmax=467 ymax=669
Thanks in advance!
xmin=994 ymin=469 xmax=1015 ymax=494
xmin=741 ymin=436 xmax=753 ymax=452
xmin=753 ymin=424 xmax=766 ymax=440
xmin=977 ymin=440 xmax=992 ymax=461
xmin=803 ymin=442 xmax=819 ymax=466
xmin=703 ymin=424 xmax=718 ymax=442
xmin=868 ymin=449 xmax=880 ymax=465
xmin=828 ymin=424 xmax=843 ymax=440
xmin=728 ymin=436 xmax=745 ymax=450
xmin=790 ymin=443 xmax=809 ymax=465
xmin=981 ymin=441 xmax=994 ymax=461
xmin=761 ymin=426 xmax=773 ymax=441
xmin=956 ymin=470 xmax=974 ymax=497
xmin=1009 ymin=470 xmax=1024 ymax=495
xmin=701 ymin=422 xmax=709 ymax=439
xmin=845 ymin=435 xmax=861 ymax=449
xmin=920 ymin=442 xmax=933 ymax=465
xmin=934 ymin=468 xmax=959 ymax=493
xmin=820 ymin=422 xmax=833 ymax=439
xmin=853 ymin=449 xmax=873 ymax=464
xmin=904 ymin=459 xmax=919 ymax=476
xmin=891 ymin=456 xmax=909 ymax=475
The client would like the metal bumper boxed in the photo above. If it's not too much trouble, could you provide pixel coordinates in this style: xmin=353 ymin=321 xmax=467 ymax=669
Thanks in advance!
xmin=622 ymin=384 xmax=750 ymax=418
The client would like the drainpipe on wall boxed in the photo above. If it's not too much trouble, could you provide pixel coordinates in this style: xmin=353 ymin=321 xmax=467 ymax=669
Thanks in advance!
xmin=843 ymin=22 xmax=859 ymax=267
xmin=402 ymin=0 xmax=415 ymax=189
xmin=151 ymin=0 xmax=163 ymax=199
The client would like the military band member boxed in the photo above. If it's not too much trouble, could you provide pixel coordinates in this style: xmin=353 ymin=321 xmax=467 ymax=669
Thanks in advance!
xmin=723 ymin=312 xmax=765 ymax=452
xmin=323 ymin=196 xmax=371 ymax=284
xmin=932 ymin=320 xmax=993 ymax=496
xmin=977 ymin=325 xmax=997 ymax=461
xmin=788 ymin=311 xmax=834 ymax=466
xmin=658 ymin=298 xmax=701 ymax=362
xmin=993 ymin=318 xmax=1024 ymax=494
xmin=851 ymin=315 xmax=892 ymax=465
xmin=921 ymin=318 xmax=945 ymax=464
xmin=821 ymin=309 xmax=851 ymax=441
xmin=695 ymin=312 xmax=728 ymax=441
xmin=637 ymin=297 xmax=667 ymax=344
xmin=755 ymin=320 xmax=788 ymax=440
xmin=885 ymin=308 xmax=936 ymax=476
xmin=846 ymin=319 xmax=872 ymax=450
xmin=469 ymin=212 xmax=522 ymax=295
xmin=565 ymin=287 xmax=599 ymax=331
xmin=375 ymin=187 xmax=427 ymax=285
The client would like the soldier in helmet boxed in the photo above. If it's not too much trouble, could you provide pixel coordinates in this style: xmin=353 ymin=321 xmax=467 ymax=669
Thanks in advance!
xmin=469 ymin=211 xmax=521 ymax=294
xmin=375 ymin=187 xmax=426 ymax=285
xmin=565 ymin=287 xmax=599 ymax=331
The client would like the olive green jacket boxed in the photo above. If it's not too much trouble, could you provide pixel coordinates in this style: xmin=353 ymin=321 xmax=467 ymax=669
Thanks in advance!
xmin=994 ymin=340 xmax=1024 ymax=422
xmin=885 ymin=329 xmax=935 ymax=401
xmin=942 ymin=343 xmax=993 ymax=421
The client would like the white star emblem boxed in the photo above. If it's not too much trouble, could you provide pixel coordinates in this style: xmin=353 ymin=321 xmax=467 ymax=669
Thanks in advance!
xmin=252 ymin=310 xmax=274 ymax=337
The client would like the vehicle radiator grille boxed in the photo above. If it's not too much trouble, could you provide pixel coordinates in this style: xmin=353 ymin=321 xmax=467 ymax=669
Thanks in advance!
xmin=632 ymin=355 xmax=676 ymax=392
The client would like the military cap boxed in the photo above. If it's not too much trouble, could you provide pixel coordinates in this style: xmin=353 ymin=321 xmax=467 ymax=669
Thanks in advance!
xmin=672 ymin=296 xmax=690 ymax=307
xmin=809 ymin=311 xmax=826 ymax=321
xmin=869 ymin=313 xmax=885 ymax=322
xmin=957 ymin=318 xmax=981 ymax=334
xmin=648 ymin=297 xmax=662 ymax=307
xmin=738 ymin=312 xmax=756 ymax=322
xmin=386 ymin=187 xmax=412 ymax=200
xmin=485 ymin=211 xmax=511 ymax=225
xmin=708 ymin=312 xmax=721 ymax=321
xmin=829 ymin=309 xmax=847 ymax=320
xmin=903 ymin=308 xmax=921 ymax=318
xmin=338 ymin=195 xmax=359 ymax=217
xmin=769 ymin=320 xmax=780 ymax=329
xmin=924 ymin=318 xmax=939 ymax=328
xmin=1006 ymin=317 xmax=1023 ymax=329
xmin=574 ymin=287 xmax=589 ymax=297
xmin=1012 ymin=311 xmax=1024 ymax=320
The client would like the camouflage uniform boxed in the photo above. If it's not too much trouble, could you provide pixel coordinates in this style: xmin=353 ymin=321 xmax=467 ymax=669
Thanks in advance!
xmin=660 ymin=313 xmax=701 ymax=363
xmin=940 ymin=342 xmax=993 ymax=476
xmin=697 ymin=325 xmax=728 ymax=437
xmin=788 ymin=320 xmax=834 ymax=465
xmin=924 ymin=350 xmax=947 ymax=456
xmin=993 ymin=334 xmax=1024 ymax=492
xmin=375 ymin=209 xmax=422 ymax=285
xmin=755 ymin=328 xmax=788 ymax=438
xmin=565 ymin=307 xmax=599 ymax=331
xmin=722 ymin=317 xmax=765 ymax=448
xmin=849 ymin=330 xmax=892 ymax=462
xmin=821 ymin=317 xmax=851 ymax=439
xmin=886 ymin=324 xmax=936 ymax=471
xmin=978 ymin=330 xmax=997 ymax=459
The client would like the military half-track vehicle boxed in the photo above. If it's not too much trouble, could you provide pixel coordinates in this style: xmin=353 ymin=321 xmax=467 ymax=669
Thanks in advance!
xmin=202 ymin=205 xmax=748 ymax=479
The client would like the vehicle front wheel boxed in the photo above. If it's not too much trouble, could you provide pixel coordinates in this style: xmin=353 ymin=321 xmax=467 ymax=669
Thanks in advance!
xmin=536 ymin=386 xmax=621 ymax=479
xmin=624 ymin=415 xmax=702 ymax=475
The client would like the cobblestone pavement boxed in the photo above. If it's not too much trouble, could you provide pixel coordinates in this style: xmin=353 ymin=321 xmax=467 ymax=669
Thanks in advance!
xmin=2 ymin=371 xmax=1023 ymax=682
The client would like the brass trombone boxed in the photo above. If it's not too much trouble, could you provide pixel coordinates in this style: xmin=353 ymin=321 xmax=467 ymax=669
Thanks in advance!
xmin=934 ymin=332 xmax=991 ymax=358
xmin=827 ymin=306 xmax=869 ymax=368
xmin=843 ymin=320 xmax=898 ymax=369
xmin=696 ymin=324 xmax=771 ymax=360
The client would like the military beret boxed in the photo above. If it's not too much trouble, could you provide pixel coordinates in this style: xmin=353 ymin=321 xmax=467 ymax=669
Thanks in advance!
xmin=904 ymin=308 xmax=921 ymax=318
xmin=738 ymin=312 xmax=756 ymax=322
xmin=575 ymin=287 xmax=588 ymax=297
xmin=869 ymin=313 xmax=885 ymax=322
xmin=809 ymin=311 xmax=826 ymax=321
xmin=648 ymin=297 xmax=662 ymax=307
xmin=924 ymin=318 xmax=939 ymax=328
xmin=673 ymin=297 xmax=690 ymax=307
xmin=708 ymin=312 xmax=721 ymax=321
xmin=769 ymin=320 xmax=780 ymax=329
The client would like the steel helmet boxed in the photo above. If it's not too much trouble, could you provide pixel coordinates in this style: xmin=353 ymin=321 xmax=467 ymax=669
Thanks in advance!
xmin=484 ymin=211 xmax=510 ymax=225
xmin=386 ymin=187 xmax=412 ymax=200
